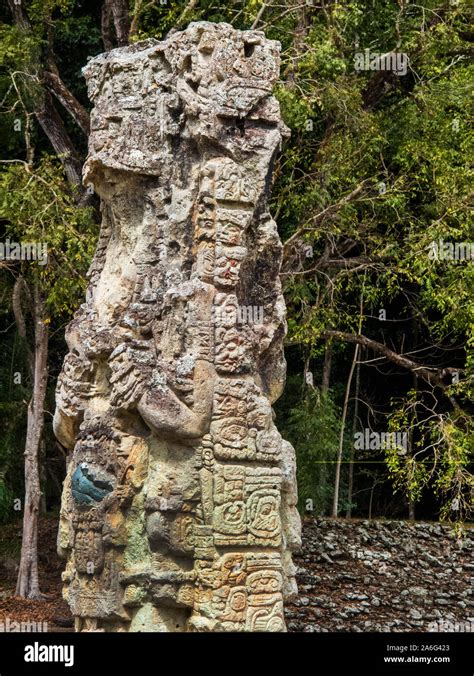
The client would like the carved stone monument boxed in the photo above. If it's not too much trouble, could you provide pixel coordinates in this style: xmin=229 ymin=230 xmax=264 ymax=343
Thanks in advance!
xmin=54 ymin=21 xmax=301 ymax=632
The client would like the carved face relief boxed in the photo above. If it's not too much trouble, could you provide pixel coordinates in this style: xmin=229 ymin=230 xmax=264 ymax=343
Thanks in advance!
xmin=216 ymin=220 xmax=246 ymax=247
xmin=195 ymin=203 xmax=215 ymax=241
xmin=215 ymin=326 xmax=249 ymax=374
xmin=195 ymin=242 xmax=215 ymax=282
xmin=214 ymin=246 xmax=247 ymax=288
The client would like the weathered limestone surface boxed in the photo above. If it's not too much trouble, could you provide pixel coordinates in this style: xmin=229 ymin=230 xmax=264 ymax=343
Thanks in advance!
xmin=54 ymin=21 xmax=301 ymax=632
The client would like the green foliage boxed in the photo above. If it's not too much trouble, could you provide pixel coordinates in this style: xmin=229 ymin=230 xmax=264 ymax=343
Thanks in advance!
xmin=387 ymin=396 xmax=473 ymax=523
xmin=0 ymin=332 xmax=29 ymax=524
xmin=267 ymin=0 xmax=473 ymax=521
xmin=279 ymin=384 xmax=340 ymax=514
xmin=0 ymin=156 xmax=97 ymax=317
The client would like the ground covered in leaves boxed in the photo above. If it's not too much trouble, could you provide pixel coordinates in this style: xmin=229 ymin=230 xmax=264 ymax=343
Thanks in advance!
xmin=0 ymin=517 xmax=72 ymax=630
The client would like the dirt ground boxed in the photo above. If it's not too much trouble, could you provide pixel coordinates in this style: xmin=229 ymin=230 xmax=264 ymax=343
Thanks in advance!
xmin=0 ymin=517 xmax=72 ymax=630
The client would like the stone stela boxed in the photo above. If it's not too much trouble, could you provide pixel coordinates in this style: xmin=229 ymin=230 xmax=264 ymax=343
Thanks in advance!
xmin=54 ymin=21 xmax=301 ymax=632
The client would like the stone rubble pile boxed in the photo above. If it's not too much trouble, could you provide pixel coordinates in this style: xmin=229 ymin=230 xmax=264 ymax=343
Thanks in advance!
xmin=285 ymin=517 xmax=473 ymax=633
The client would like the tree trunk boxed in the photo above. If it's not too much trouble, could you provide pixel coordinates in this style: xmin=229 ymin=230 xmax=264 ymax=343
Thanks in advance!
xmin=321 ymin=342 xmax=332 ymax=394
xmin=110 ymin=0 xmax=131 ymax=45
xmin=43 ymin=71 xmax=90 ymax=136
xmin=39 ymin=439 xmax=47 ymax=514
xmin=346 ymin=349 xmax=361 ymax=518
xmin=15 ymin=284 xmax=49 ymax=599
xmin=35 ymin=91 xmax=83 ymax=188
xmin=101 ymin=0 xmax=114 ymax=51
xmin=333 ymin=281 xmax=365 ymax=518
xmin=368 ymin=478 xmax=379 ymax=520
xmin=104 ymin=0 xmax=131 ymax=46
xmin=332 ymin=343 xmax=359 ymax=517
xmin=408 ymin=369 xmax=418 ymax=522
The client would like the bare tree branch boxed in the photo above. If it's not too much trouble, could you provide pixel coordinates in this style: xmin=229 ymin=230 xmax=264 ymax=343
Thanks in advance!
xmin=102 ymin=0 xmax=131 ymax=48
xmin=251 ymin=1 xmax=272 ymax=30
xmin=6 ymin=0 xmax=31 ymax=31
xmin=176 ymin=0 xmax=199 ymax=30
xmin=321 ymin=330 xmax=461 ymax=389
xmin=101 ymin=0 xmax=114 ymax=50
xmin=281 ymin=256 xmax=377 ymax=278
xmin=43 ymin=71 xmax=90 ymax=136
xmin=110 ymin=0 xmax=131 ymax=45
xmin=282 ymin=180 xmax=370 ymax=255
xmin=35 ymin=90 xmax=83 ymax=187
